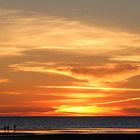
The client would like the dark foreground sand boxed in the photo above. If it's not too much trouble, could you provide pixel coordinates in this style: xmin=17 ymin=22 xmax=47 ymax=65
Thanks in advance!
xmin=0 ymin=133 xmax=140 ymax=140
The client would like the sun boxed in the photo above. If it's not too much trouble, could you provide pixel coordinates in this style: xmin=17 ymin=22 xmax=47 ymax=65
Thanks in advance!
xmin=55 ymin=105 xmax=100 ymax=114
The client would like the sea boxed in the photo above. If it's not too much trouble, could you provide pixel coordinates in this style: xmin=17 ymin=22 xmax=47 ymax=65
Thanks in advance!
xmin=0 ymin=117 xmax=140 ymax=134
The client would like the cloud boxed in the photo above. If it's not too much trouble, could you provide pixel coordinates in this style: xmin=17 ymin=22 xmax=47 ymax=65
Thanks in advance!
xmin=62 ymin=63 xmax=140 ymax=85
xmin=0 ymin=91 xmax=21 ymax=95
xmin=122 ymin=107 xmax=140 ymax=115
xmin=53 ymin=97 xmax=140 ymax=115
xmin=55 ymin=105 xmax=121 ymax=116
xmin=10 ymin=62 xmax=140 ymax=87
xmin=0 ymin=47 xmax=27 ymax=57
xmin=1 ymin=8 xmax=140 ymax=57
xmin=38 ymin=86 xmax=140 ymax=92
xmin=0 ymin=7 xmax=140 ymax=116
xmin=0 ymin=106 xmax=55 ymax=116
xmin=1 ymin=0 xmax=140 ymax=34
xmin=93 ymin=97 xmax=140 ymax=105
xmin=111 ymin=55 xmax=140 ymax=62
xmin=0 ymin=78 xmax=8 ymax=83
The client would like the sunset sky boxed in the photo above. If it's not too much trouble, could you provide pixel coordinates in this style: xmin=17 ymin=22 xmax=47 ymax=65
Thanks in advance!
xmin=0 ymin=0 xmax=140 ymax=116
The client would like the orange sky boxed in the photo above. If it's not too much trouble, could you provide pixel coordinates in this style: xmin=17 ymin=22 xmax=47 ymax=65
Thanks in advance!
xmin=0 ymin=0 xmax=140 ymax=116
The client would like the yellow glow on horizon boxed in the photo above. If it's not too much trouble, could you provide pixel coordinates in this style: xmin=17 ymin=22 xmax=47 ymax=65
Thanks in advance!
xmin=55 ymin=105 xmax=121 ymax=115
xmin=56 ymin=105 xmax=99 ymax=114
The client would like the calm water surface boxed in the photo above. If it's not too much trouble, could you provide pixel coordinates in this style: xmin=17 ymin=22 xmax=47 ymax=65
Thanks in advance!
xmin=0 ymin=117 xmax=140 ymax=134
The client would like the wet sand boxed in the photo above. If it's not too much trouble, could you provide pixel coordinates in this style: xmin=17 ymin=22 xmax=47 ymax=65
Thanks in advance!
xmin=0 ymin=128 xmax=140 ymax=140
xmin=0 ymin=133 xmax=140 ymax=140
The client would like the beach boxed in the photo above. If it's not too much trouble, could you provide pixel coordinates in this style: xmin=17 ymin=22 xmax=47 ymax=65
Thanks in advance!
xmin=0 ymin=129 xmax=140 ymax=140
xmin=0 ymin=133 xmax=140 ymax=140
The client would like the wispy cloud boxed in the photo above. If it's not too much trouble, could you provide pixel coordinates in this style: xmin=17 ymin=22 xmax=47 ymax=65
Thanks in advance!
xmin=10 ymin=62 xmax=140 ymax=87
xmin=38 ymin=85 xmax=140 ymax=91
xmin=0 ymin=91 xmax=21 ymax=95
xmin=0 ymin=78 xmax=8 ymax=83
xmin=1 ymin=8 xmax=140 ymax=56
xmin=93 ymin=97 xmax=140 ymax=105
xmin=111 ymin=55 xmax=140 ymax=62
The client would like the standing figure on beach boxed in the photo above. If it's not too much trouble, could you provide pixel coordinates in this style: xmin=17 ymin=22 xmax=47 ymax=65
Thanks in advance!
xmin=14 ymin=125 xmax=16 ymax=131
xmin=4 ymin=126 xmax=6 ymax=132
xmin=7 ymin=125 xmax=10 ymax=132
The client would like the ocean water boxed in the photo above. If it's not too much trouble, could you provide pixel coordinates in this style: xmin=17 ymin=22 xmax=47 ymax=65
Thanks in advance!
xmin=0 ymin=117 xmax=140 ymax=130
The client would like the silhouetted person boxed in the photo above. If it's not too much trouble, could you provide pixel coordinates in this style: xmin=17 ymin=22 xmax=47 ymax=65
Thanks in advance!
xmin=13 ymin=125 xmax=16 ymax=131
xmin=7 ymin=126 xmax=9 ymax=132
xmin=4 ymin=126 xmax=6 ymax=132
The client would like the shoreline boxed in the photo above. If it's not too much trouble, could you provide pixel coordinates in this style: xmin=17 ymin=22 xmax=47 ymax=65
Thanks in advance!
xmin=0 ymin=127 xmax=140 ymax=134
